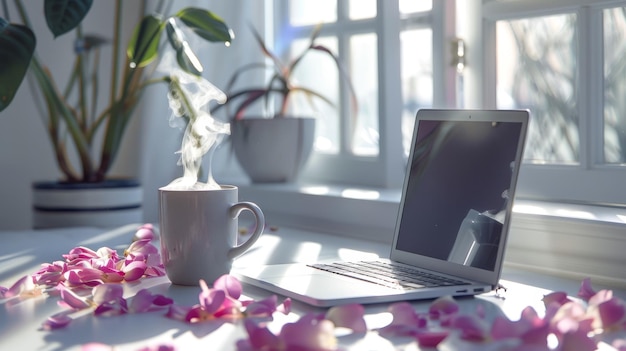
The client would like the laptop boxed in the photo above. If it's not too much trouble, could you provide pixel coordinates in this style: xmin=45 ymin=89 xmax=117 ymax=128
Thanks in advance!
xmin=235 ymin=109 xmax=529 ymax=307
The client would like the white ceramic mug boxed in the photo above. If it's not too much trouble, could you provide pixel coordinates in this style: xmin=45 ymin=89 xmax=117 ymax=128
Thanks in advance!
xmin=158 ymin=185 xmax=264 ymax=285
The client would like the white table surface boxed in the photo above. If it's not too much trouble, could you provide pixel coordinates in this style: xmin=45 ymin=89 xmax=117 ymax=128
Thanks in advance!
xmin=0 ymin=224 xmax=623 ymax=351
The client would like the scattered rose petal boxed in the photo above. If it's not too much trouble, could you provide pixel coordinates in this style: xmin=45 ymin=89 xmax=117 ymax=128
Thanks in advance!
xmin=326 ymin=303 xmax=367 ymax=333
xmin=415 ymin=330 xmax=450 ymax=348
xmin=280 ymin=314 xmax=338 ymax=351
xmin=449 ymin=314 xmax=490 ymax=342
xmin=123 ymin=261 xmax=147 ymax=281
xmin=0 ymin=275 xmax=37 ymax=298
xmin=58 ymin=284 xmax=91 ymax=310
xmin=134 ymin=224 xmax=156 ymax=241
xmin=42 ymin=311 xmax=73 ymax=330
xmin=378 ymin=302 xmax=427 ymax=337
xmin=243 ymin=319 xmax=282 ymax=350
xmin=577 ymin=278 xmax=597 ymax=302
xmin=213 ymin=275 xmax=243 ymax=299
xmin=542 ymin=291 xmax=571 ymax=308
xmin=429 ymin=295 xmax=460 ymax=320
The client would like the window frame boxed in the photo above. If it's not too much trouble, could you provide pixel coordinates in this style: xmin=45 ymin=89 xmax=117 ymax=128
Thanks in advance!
xmin=481 ymin=0 xmax=626 ymax=206
xmin=273 ymin=0 xmax=457 ymax=188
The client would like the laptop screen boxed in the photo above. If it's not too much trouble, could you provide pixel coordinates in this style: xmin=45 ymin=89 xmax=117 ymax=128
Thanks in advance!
xmin=394 ymin=116 xmax=525 ymax=272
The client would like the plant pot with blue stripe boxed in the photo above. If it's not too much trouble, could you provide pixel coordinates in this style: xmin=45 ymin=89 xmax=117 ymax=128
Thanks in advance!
xmin=32 ymin=179 xmax=143 ymax=229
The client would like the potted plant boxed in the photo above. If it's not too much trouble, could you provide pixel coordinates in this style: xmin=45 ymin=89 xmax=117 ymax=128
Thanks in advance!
xmin=0 ymin=0 xmax=233 ymax=228
xmin=211 ymin=24 xmax=357 ymax=183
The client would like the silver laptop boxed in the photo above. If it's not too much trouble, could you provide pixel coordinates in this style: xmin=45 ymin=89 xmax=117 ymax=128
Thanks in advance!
xmin=235 ymin=109 xmax=529 ymax=307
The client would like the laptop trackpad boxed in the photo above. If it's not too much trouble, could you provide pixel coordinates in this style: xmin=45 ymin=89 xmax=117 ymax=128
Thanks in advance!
xmin=261 ymin=273 xmax=394 ymax=298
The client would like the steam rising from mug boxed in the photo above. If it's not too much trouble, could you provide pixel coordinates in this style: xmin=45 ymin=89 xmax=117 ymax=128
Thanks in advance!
xmin=164 ymin=67 xmax=230 ymax=190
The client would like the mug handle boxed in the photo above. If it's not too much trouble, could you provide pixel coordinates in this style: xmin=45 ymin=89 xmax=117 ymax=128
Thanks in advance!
xmin=227 ymin=201 xmax=265 ymax=260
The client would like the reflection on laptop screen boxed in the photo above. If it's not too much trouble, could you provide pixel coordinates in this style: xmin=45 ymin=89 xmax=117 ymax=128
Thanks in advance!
xmin=395 ymin=119 xmax=523 ymax=271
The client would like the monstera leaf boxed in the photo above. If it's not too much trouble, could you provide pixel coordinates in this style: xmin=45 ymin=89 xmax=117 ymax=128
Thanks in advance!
xmin=0 ymin=18 xmax=35 ymax=112
xmin=44 ymin=0 xmax=93 ymax=37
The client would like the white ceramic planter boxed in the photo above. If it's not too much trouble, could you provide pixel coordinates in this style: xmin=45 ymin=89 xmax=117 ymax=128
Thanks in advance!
xmin=231 ymin=117 xmax=315 ymax=183
xmin=32 ymin=179 xmax=143 ymax=229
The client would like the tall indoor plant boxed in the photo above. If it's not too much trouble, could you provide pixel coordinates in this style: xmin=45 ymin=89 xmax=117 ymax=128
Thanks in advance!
xmin=211 ymin=24 xmax=357 ymax=183
xmin=0 ymin=0 xmax=233 ymax=227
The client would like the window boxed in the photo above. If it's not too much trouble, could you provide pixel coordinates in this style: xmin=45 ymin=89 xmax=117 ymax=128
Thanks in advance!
xmin=482 ymin=0 xmax=626 ymax=205
xmin=274 ymin=0 xmax=454 ymax=188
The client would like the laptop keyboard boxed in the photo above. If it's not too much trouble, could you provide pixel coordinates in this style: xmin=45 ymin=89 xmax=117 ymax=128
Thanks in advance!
xmin=307 ymin=261 xmax=469 ymax=291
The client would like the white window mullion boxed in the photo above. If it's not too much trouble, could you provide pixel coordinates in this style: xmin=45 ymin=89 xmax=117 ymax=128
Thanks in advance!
xmin=377 ymin=0 xmax=405 ymax=187
xmin=583 ymin=7 xmax=607 ymax=168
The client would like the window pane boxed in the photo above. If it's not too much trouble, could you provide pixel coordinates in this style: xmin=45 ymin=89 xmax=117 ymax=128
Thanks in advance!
xmin=290 ymin=37 xmax=340 ymax=153
xmin=290 ymin=0 xmax=337 ymax=26
xmin=399 ymin=0 xmax=432 ymax=14
xmin=401 ymin=28 xmax=433 ymax=156
xmin=496 ymin=14 xmax=578 ymax=164
xmin=604 ymin=7 xmax=626 ymax=164
xmin=349 ymin=0 xmax=376 ymax=20
xmin=350 ymin=33 xmax=379 ymax=156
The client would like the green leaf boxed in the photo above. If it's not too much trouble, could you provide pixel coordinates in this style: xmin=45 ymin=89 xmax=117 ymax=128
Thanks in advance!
xmin=44 ymin=0 xmax=93 ymax=37
xmin=0 ymin=19 xmax=36 ymax=112
xmin=127 ymin=15 xmax=163 ymax=68
xmin=165 ymin=19 xmax=203 ymax=76
xmin=175 ymin=8 xmax=233 ymax=44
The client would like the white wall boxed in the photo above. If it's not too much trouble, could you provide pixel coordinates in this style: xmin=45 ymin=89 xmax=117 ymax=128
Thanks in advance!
xmin=0 ymin=1 xmax=265 ymax=229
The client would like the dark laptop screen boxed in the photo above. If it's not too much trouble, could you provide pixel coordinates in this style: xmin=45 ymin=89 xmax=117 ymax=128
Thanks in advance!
xmin=395 ymin=119 xmax=523 ymax=271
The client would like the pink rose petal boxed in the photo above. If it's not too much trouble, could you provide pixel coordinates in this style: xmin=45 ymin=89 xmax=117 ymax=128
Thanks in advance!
xmin=199 ymin=286 xmax=226 ymax=314
xmin=92 ymin=283 xmax=124 ymax=305
xmin=244 ymin=319 xmax=282 ymax=350
xmin=449 ymin=314 xmax=490 ymax=341
xmin=42 ymin=312 xmax=73 ymax=330
xmin=326 ymin=303 xmax=367 ymax=333
xmin=245 ymin=295 xmax=279 ymax=317
xmin=280 ymin=314 xmax=337 ymax=351
xmin=429 ymin=295 xmax=460 ymax=320
xmin=577 ymin=278 xmax=597 ymax=302
xmin=134 ymin=224 xmax=156 ymax=241
xmin=415 ymin=330 xmax=450 ymax=348
xmin=81 ymin=343 xmax=113 ymax=351
xmin=542 ymin=291 xmax=571 ymax=308
xmin=0 ymin=275 xmax=36 ymax=298
xmin=123 ymin=261 xmax=147 ymax=281
xmin=213 ymin=275 xmax=243 ymax=299
xmin=58 ymin=284 xmax=90 ymax=310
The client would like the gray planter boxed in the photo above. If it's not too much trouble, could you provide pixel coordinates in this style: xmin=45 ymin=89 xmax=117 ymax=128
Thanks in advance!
xmin=231 ymin=117 xmax=315 ymax=183
xmin=32 ymin=179 xmax=143 ymax=229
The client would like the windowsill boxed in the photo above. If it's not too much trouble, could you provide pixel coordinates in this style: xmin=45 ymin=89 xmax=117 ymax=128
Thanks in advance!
xmin=229 ymin=179 xmax=626 ymax=289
